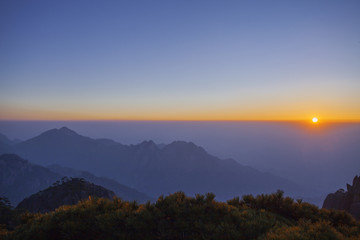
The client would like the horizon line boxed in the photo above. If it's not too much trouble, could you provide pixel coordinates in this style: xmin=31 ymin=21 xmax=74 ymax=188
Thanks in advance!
xmin=1 ymin=119 xmax=359 ymax=124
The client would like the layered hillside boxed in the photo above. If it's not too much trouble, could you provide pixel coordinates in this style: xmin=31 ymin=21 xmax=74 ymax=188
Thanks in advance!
xmin=17 ymin=178 xmax=115 ymax=213
xmin=0 ymin=154 xmax=152 ymax=205
xmin=1 ymin=127 xmax=305 ymax=200
xmin=0 ymin=154 xmax=61 ymax=205
xmin=48 ymin=164 xmax=152 ymax=202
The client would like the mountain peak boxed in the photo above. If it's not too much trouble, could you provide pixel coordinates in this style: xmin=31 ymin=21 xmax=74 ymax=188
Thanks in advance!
xmin=39 ymin=127 xmax=80 ymax=138
xmin=166 ymin=141 xmax=203 ymax=152
xmin=58 ymin=127 xmax=78 ymax=136
xmin=323 ymin=175 xmax=360 ymax=220
xmin=139 ymin=140 xmax=156 ymax=146
xmin=135 ymin=140 xmax=158 ymax=151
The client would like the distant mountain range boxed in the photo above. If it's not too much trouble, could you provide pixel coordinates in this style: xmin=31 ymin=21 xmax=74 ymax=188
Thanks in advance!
xmin=0 ymin=127 xmax=306 ymax=201
xmin=0 ymin=154 xmax=152 ymax=205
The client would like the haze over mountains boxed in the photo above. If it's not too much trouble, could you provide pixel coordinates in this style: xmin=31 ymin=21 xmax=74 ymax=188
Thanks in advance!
xmin=0 ymin=154 xmax=60 ymax=205
xmin=47 ymin=164 xmax=152 ymax=203
xmin=1 ymin=121 xmax=359 ymax=194
xmin=0 ymin=153 xmax=152 ymax=205
xmin=0 ymin=127 xmax=307 ymax=203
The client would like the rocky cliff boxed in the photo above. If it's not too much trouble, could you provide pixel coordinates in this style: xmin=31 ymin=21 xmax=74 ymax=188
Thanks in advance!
xmin=16 ymin=178 xmax=115 ymax=213
xmin=323 ymin=175 xmax=360 ymax=220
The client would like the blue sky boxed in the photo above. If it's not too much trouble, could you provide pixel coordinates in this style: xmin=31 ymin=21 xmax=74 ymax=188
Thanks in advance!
xmin=1 ymin=0 xmax=359 ymax=121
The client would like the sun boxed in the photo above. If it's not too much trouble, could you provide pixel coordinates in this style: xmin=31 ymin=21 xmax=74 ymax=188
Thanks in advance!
xmin=312 ymin=117 xmax=318 ymax=123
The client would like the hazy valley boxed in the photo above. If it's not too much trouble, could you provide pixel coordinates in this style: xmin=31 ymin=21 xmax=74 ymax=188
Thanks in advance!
xmin=1 ymin=126 xmax=308 ymax=204
xmin=1 ymin=121 xmax=359 ymax=205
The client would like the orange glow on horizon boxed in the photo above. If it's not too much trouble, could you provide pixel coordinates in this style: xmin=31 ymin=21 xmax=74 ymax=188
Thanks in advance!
xmin=1 ymin=103 xmax=359 ymax=123
xmin=0 ymin=113 xmax=359 ymax=123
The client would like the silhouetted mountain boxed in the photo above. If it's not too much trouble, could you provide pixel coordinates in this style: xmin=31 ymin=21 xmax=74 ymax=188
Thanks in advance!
xmin=16 ymin=178 xmax=115 ymax=213
xmin=0 ymin=141 xmax=10 ymax=155
xmin=323 ymin=175 xmax=360 ymax=220
xmin=0 ymin=154 xmax=152 ymax=205
xmin=0 ymin=154 xmax=61 ymax=205
xmin=6 ymin=127 xmax=305 ymax=200
xmin=0 ymin=133 xmax=12 ymax=145
xmin=131 ymin=141 xmax=303 ymax=199
xmin=48 ymin=164 xmax=153 ymax=202
xmin=2 ymin=122 xmax=359 ymax=200
xmin=13 ymin=127 xmax=128 ymax=167
xmin=0 ymin=133 xmax=21 ymax=146
xmin=0 ymin=133 xmax=14 ymax=154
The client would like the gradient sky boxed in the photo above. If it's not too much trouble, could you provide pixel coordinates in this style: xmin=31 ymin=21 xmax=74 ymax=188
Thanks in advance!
xmin=1 ymin=0 xmax=359 ymax=121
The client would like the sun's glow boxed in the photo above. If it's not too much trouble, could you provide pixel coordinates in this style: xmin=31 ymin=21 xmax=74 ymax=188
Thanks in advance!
xmin=312 ymin=117 xmax=318 ymax=123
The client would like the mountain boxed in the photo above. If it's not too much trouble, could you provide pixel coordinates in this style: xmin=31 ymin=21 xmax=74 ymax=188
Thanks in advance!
xmin=16 ymin=178 xmax=115 ymax=213
xmin=323 ymin=175 xmax=360 ymax=220
xmin=12 ymin=127 xmax=129 ymax=169
xmin=0 ymin=133 xmax=13 ymax=154
xmin=0 ymin=133 xmax=13 ymax=145
xmin=0 ymin=154 xmax=151 ymax=205
xmin=0 ymin=141 xmax=11 ymax=155
xmin=3 ymin=127 xmax=305 ymax=201
xmin=130 ymin=141 xmax=304 ymax=199
xmin=0 ymin=133 xmax=21 ymax=146
xmin=48 ymin=164 xmax=153 ymax=202
xmin=0 ymin=154 xmax=61 ymax=205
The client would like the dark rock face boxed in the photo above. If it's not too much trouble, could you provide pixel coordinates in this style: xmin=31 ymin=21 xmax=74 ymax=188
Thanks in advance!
xmin=323 ymin=175 xmax=360 ymax=220
xmin=16 ymin=178 xmax=115 ymax=213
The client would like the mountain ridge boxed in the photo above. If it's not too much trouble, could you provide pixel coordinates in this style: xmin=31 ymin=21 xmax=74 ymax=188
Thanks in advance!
xmin=47 ymin=164 xmax=153 ymax=202
xmin=0 ymin=154 xmax=61 ymax=205
xmin=16 ymin=178 xmax=115 ymax=213
xmin=1 ymin=127 xmax=307 ymax=201
xmin=0 ymin=154 xmax=152 ymax=205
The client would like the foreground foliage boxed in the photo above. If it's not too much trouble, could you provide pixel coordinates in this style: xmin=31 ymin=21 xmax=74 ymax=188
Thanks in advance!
xmin=1 ymin=191 xmax=359 ymax=240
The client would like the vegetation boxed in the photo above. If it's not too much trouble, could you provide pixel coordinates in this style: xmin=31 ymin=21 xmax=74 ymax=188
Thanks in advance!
xmin=0 ymin=197 xmax=22 ymax=239
xmin=1 ymin=191 xmax=359 ymax=240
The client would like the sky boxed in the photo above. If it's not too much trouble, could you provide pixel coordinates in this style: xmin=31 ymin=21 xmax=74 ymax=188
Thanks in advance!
xmin=0 ymin=0 xmax=359 ymax=121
